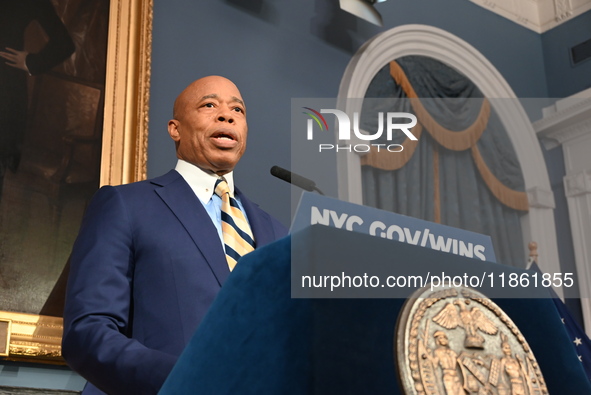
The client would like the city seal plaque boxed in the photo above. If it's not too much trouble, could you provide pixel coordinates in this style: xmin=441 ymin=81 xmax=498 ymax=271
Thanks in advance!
xmin=395 ymin=285 xmax=548 ymax=395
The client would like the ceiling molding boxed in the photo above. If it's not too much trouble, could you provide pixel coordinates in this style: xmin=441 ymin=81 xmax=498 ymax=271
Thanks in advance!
xmin=469 ymin=0 xmax=591 ymax=33
xmin=533 ymin=87 xmax=591 ymax=149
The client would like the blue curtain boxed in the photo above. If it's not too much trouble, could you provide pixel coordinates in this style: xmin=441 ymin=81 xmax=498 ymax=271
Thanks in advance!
xmin=360 ymin=56 xmax=527 ymax=267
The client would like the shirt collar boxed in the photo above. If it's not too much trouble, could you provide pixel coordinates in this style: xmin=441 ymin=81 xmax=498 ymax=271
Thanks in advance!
xmin=175 ymin=159 xmax=235 ymax=204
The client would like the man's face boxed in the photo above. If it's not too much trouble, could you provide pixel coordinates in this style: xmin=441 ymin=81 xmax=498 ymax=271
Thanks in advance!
xmin=168 ymin=76 xmax=247 ymax=175
xmin=502 ymin=342 xmax=511 ymax=356
xmin=436 ymin=334 xmax=448 ymax=346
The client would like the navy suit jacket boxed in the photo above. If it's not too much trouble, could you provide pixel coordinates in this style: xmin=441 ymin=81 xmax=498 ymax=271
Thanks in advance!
xmin=62 ymin=170 xmax=287 ymax=394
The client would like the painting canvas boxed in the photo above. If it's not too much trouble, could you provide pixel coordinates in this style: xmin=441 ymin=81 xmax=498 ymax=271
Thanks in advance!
xmin=0 ymin=0 xmax=109 ymax=316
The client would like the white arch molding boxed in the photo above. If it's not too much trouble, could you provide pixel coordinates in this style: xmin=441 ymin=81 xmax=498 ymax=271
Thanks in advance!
xmin=336 ymin=24 xmax=561 ymax=280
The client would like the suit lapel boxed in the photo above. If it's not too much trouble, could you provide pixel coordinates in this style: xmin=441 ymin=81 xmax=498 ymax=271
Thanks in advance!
xmin=235 ymin=187 xmax=276 ymax=248
xmin=153 ymin=171 xmax=230 ymax=286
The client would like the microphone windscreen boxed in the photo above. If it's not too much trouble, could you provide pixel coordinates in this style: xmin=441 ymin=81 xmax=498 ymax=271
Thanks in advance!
xmin=270 ymin=165 xmax=291 ymax=183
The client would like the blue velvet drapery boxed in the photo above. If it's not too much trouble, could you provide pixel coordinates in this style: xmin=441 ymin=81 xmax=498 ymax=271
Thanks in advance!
xmin=360 ymin=56 xmax=527 ymax=266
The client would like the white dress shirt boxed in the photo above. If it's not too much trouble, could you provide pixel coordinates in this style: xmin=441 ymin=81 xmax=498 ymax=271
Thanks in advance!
xmin=175 ymin=159 xmax=249 ymax=247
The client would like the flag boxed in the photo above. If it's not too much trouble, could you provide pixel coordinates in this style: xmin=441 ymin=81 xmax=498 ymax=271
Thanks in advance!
xmin=529 ymin=261 xmax=591 ymax=383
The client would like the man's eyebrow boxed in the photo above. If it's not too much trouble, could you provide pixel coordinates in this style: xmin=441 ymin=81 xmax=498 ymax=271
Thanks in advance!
xmin=200 ymin=94 xmax=244 ymax=107
xmin=233 ymin=97 xmax=245 ymax=106
xmin=201 ymin=94 xmax=218 ymax=101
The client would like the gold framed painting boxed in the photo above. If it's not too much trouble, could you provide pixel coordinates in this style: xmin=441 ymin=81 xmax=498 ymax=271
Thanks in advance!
xmin=0 ymin=0 xmax=152 ymax=364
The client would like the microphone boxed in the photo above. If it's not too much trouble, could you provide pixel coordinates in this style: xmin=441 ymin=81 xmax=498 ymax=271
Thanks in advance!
xmin=270 ymin=166 xmax=325 ymax=195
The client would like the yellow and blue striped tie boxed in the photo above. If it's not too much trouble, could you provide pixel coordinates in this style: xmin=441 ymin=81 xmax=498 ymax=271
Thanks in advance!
xmin=214 ymin=179 xmax=255 ymax=270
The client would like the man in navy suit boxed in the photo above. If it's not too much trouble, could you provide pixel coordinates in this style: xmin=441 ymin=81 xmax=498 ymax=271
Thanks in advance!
xmin=62 ymin=76 xmax=288 ymax=394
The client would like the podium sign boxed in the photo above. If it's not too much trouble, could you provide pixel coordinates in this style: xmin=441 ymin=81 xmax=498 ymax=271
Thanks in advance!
xmin=291 ymin=192 xmax=496 ymax=263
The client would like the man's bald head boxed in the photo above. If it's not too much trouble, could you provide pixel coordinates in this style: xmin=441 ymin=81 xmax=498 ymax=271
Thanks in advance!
xmin=167 ymin=76 xmax=248 ymax=175
xmin=172 ymin=76 xmax=244 ymax=119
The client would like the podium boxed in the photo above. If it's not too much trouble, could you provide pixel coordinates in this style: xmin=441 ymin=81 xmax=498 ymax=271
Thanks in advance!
xmin=159 ymin=225 xmax=591 ymax=394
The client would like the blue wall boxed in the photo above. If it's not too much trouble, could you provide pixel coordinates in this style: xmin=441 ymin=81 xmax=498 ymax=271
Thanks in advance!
xmin=148 ymin=0 xmax=353 ymax=226
xmin=148 ymin=0 xmax=565 ymax=228
xmin=542 ymin=11 xmax=591 ymax=97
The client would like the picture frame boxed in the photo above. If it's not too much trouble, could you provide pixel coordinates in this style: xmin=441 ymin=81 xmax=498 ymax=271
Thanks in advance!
xmin=0 ymin=0 xmax=152 ymax=364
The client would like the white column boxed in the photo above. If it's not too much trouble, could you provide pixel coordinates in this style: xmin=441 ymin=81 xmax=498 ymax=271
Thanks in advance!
xmin=535 ymin=88 xmax=591 ymax=334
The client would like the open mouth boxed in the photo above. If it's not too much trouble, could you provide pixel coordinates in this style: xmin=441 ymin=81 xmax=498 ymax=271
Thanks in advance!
xmin=211 ymin=130 xmax=238 ymax=149
xmin=212 ymin=131 xmax=236 ymax=141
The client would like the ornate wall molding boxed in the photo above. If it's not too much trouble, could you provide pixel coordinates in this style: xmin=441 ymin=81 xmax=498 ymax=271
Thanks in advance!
xmin=533 ymin=88 xmax=591 ymax=149
xmin=469 ymin=0 xmax=591 ymax=33
xmin=527 ymin=186 xmax=557 ymax=208
xmin=337 ymin=24 xmax=561 ymax=276
xmin=564 ymin=170 xmax=591 ymax=197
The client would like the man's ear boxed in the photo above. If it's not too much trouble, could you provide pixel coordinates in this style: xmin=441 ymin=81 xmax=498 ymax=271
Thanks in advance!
xmin=168 ymin=119 xmax=181 ymax=142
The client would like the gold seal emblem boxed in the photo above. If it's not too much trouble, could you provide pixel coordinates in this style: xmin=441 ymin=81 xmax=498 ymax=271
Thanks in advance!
xmin=396 ymin=285 xmax=548 ymax=394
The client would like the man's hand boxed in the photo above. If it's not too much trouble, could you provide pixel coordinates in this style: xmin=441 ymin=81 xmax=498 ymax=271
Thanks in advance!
xmin=0 ymin=48 xmax=30 ymax=73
